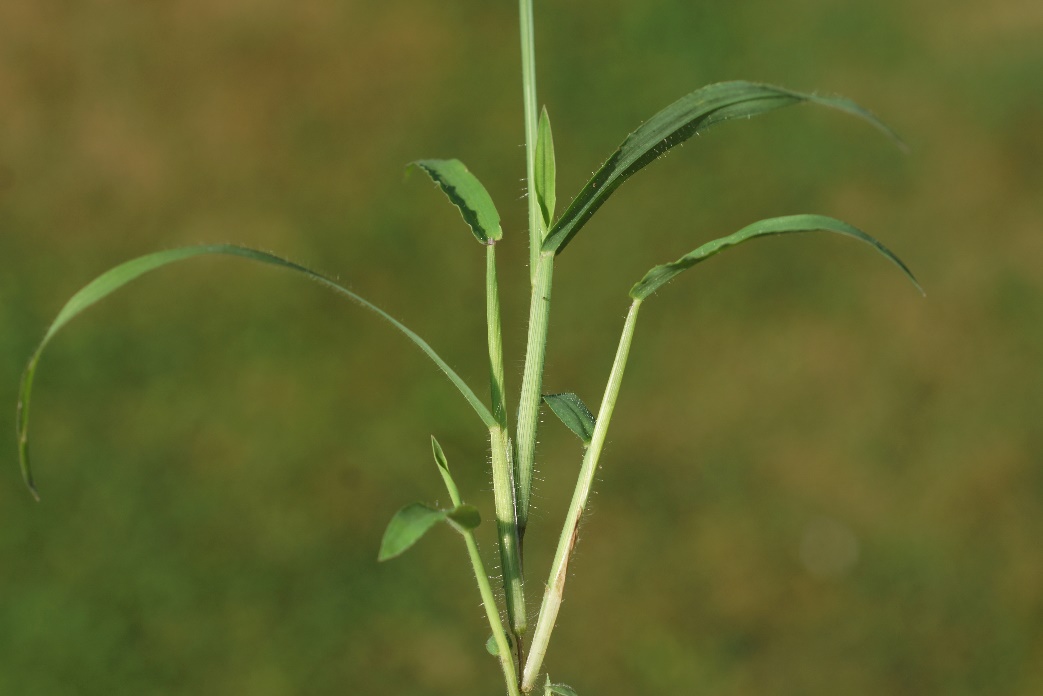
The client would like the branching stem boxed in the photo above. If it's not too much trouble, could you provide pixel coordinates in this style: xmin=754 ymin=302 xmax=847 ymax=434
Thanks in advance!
xmin=522 ymin=300 xmax=643 ymax=692
xmin=436 ymin=448 xmax=521 ymax=696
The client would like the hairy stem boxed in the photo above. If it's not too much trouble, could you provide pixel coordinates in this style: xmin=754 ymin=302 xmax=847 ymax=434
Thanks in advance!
xmin=522 ymin=300 xmax=643 ymax=691
xmin=515 ymin=250 xmax=554 ymax=535
xmin=487 ymin=243 xmax=527 ymax=637
xmin=491 ymin=424 xmax=527 ymax=637
xmin=515 ymin=0 xmax=553 ymax=541
xmin=437 ymin=456 xmax=521 ymax=696
xmin=464 ymin=531 xmax=522 ymax=696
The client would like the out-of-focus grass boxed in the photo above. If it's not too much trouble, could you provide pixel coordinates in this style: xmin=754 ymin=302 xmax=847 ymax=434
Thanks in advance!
xmin=2 ymin=1 xmax=1041 ymax=694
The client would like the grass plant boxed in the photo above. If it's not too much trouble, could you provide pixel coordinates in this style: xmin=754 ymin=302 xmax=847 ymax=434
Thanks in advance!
xmin=16 ymin=1 xmax=922 ymax=694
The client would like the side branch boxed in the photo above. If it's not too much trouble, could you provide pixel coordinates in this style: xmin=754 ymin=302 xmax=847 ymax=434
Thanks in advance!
xmin=521 ymin=300 xmax=642 ymax=691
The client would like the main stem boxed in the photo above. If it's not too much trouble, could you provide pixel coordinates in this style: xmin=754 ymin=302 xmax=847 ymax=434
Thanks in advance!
xmin=515 ymin=0 xmax=554 ymax=541
xmin=522 ymin=300 xmax=643 ymax=692
xmin=487 ymin=244 xmax=526 ymax=637
xmin=519 ymin=0 xmax=541 ymax=275
xmin=515 ymin=252 xmax=553 ymax=535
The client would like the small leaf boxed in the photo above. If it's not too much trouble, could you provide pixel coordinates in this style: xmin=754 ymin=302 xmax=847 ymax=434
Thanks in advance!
xmin=485 ymin=632 xmax=513 ymax=656
xmin=446 ymin=504 xmax=481 ymax=531
xmin=535 ymin=106 xmax=557 ymax=229
xmin=378 ymin=503 xmax=447 ymax=561
xmin=411 ymin=159 xmax=502 ymax=244
xmin=17 ymin=245 xmax=497 ymax=499
xmin=543 ymin=393 xmax=596 ymax=445
xmin=543 ymin=81 xmax=904 ymax=256
xmin=547 ymin=683 xmax=579 ymax=696
xmin=630 ymin=214 xmax=923 ymax=301
xmin=431 ymin=435 xmax=461 ymax=506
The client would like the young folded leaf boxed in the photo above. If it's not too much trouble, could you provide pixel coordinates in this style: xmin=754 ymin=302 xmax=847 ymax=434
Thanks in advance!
xmin=629 ymin=214 xmax=923 ymax=301
xmin=17 ymin=244 xmax=497 ymax=500
xmin=431 ymin=435 xmax=462 ymax=506
xmin=535 ymin=107 xmax=557 ymax=229
xmin=542 ymin=393 xmax=595 ymax=445
xmin=543 ymin=81 xmax=904 ymax=256
xmin=411 ymin=159 xmax=503 ymax=244
xmin=378 ymin=502 xmax=480 ymax=561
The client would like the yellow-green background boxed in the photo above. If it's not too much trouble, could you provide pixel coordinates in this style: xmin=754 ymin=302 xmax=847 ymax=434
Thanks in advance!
xmin=2 ymin=1 xmax=1041 ymax=694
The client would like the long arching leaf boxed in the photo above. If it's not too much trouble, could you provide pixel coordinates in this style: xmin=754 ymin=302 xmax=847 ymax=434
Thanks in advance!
xmin=410 ymin=159 xmax=502 ymax=244
xmin=17 ymin=244 xmax=496 ymax=500
xmin=629 ymin=214 xmax=924 ymax=301
xmin=543 ymin=81 xmax=904 ymax=255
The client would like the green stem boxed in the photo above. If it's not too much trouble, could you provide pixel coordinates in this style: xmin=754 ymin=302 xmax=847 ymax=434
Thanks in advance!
xmin=486 ymin=243 xmax=527 ymax=637
xmin=464 ymin=531 xmax=522 ymax=696
xmin=519 ymin=0 xmax=541 ymax=276
xmin=515 ymin=250 xmax=554 ymax=535
xmin=436 ymin=444 xmax=521 ymax=696
xmin=490 ymin=424 xmax=526 ymax=636
xmin=521 ymin=300 xmax=643 ymax=692
xmin=516 ymin=0 xmax=548 ymax=534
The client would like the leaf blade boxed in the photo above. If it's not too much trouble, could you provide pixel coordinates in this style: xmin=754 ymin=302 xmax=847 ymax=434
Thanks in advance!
xmin=542 ymin=81 xmax=903 ymax=255
xmin=411 ymin=159 xmax=502 ymax=244
xmin=542 ymin=393 xmax=596 ymax=445
xmin=629 ymin=214 xmax=923 ymax=301
xmin=378 ymin=503 xmax=447 ymax=561
xmin=17 ymin=244 xmax=496 ymax=499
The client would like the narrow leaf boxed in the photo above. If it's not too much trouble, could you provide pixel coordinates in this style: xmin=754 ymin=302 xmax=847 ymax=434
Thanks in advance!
xmin=411 ymin=159 xmax=502 ymax=244
xmin=534 ymin=106 xmax=557 ymax=229
xmin=548 ymin=684 xmax=579 ymax=696
xmin=543 ymin=393 xmax=596 ymax=445
xmin=378 ymin=503 xmax=447 ymax=561
xmin=446 ymin=504 xmax=481 ymax=532
xmin=430 ymin=435 xmax=461 ymax=506
xmin=543 ymin=80 xmax=904 ymax=255
xmin=17 ymin=244 xmax=496 ymax=500
xmin=630 ymin=214 xmax=923 ymax=301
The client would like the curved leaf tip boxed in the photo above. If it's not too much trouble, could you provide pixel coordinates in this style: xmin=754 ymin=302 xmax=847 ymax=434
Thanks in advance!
xmin=543 ymin=80 xmax=905 ymax=256
xmin=630 ymin=214 xmax=923 ymax=301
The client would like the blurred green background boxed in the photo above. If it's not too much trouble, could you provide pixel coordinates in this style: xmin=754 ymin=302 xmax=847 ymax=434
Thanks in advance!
xmin=2 ymin=0 xmax=1041 ymax=694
